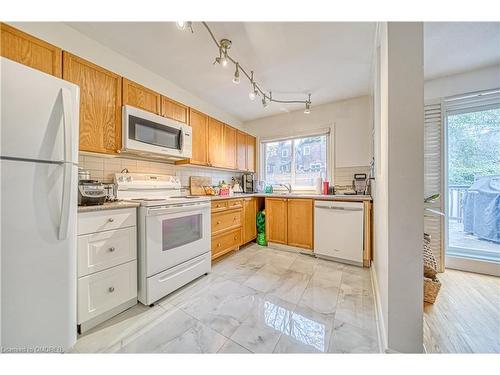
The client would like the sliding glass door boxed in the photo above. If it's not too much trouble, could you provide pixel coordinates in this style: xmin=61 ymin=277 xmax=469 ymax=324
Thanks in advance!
xmin=445 ymin=99 xmax=500 ymax=264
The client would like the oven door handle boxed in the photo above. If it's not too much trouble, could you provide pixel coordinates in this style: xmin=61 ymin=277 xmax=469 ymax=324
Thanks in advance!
xmin=147 ymin=202 xmax=210 ymax=216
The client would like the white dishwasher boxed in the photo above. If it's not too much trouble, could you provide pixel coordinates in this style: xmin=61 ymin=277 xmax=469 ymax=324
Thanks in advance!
xmin=314 ymin=200 xmax=364 ymax=266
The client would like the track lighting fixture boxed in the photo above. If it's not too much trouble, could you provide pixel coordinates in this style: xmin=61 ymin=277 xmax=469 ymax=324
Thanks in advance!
xmin=304 ymin=94 xmax=312 ymax=114
xmin=178 ymin=22 xmax=312 ymax=113
xmin=232 ymin=63 xmax=240 ymax=84
xmin=176 ymin=21 xmax=193 ymax=33
xmin=249 ymin=83 xmax=258 ymax=101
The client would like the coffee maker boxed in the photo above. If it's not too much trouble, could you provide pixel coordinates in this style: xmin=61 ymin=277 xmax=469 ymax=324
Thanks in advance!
xmin=242 ymin=173 xmax=256 ymax=193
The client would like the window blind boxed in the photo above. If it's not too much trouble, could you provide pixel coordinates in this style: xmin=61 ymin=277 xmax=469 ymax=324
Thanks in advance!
xmin=424 ymin=100 xmax=445 ymax=272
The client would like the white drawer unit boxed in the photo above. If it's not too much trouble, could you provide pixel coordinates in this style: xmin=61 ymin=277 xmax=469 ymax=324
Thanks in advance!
xmin=314 ymin=201 xmax=364 ymax=266
xmin=78 ymin=208 xmax=136 ymax=235
xmin=78 ymin=260 xmax=137 ymax=324
xmin=77 ymin=226 xmax=137 ymax=277
xmin=77 ymin=207 xmax=138 ymax=333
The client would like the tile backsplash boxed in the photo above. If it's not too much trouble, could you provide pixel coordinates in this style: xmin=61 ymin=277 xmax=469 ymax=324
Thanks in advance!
xmin=333 ymin=166 xmax=371 ymax=191
xmin=78 ymin=153 xmax=243 ymax=188
xmin=79 ymin=152 xmax=369 ymax=193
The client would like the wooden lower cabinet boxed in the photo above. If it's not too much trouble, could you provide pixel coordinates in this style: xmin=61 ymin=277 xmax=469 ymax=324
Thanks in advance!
xmin=211 ymin=228 xmax=242 ymax=260
xmin=265 ymin=198 xmax=288 ymax=245
xmin=266 ymin=198 xmax=313 ymax=249
xmin=210 ymin=199 xmax=243 ymax=260
xmin=287 ymin=199 xmax=313 ymax=249
xmin=243 ymin=197 xmax=258 ymax=244
xmin=212 ymin=209 xmax=241 ymax=236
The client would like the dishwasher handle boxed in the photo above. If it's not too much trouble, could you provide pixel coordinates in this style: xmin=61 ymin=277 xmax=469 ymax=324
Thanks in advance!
xmin=315 ymin=205 xmax=363 ymax=211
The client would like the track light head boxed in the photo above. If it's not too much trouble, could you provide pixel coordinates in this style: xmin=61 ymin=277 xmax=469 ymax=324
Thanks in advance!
xmin=176 ymin=21 xmax=193 ymax=33
xmin=262 ymin=97 xmax=269 ymax=108
xmin=233 ymin=63 xmax=240 ymax=84
xmin=304 ymin=95 xmax=312 ymax=114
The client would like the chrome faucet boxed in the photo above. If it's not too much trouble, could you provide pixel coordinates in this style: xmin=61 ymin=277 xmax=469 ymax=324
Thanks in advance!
xmin=275 ymin=183 xmax=292 ymax=193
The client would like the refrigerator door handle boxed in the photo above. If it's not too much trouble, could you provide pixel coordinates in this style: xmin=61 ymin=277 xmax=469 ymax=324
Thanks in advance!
xmin=59 ymin=162 xmax=74 ymax=240
xmin=61 ymin=87 xmax=74 ymax=163
xmin=58 ymin=87 xmax=76 ymax=240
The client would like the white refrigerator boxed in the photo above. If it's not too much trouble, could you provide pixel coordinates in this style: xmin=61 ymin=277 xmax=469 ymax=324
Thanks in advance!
xmin=1 ymin=58 xmax=80 ymax=352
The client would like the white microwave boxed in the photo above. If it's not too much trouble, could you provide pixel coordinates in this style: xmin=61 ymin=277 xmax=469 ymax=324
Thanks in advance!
xmin=122 ymin=105 xmax=192 ymax=160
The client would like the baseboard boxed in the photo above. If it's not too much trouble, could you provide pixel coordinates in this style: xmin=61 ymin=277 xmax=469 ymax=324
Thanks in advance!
xmin=370 ymin=264 xmax=387 ymax=353
xmin=446 ymin=255 xmax=500 ymax=276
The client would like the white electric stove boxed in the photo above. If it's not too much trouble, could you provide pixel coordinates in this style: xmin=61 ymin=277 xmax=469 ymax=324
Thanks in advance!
xmin=115 ymin=173 xmax=211 ymax=305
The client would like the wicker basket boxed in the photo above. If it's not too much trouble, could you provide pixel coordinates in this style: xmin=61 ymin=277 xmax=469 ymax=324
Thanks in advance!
xmin=423 ymin=233 xmax=438 ymax=278
xmin=424 ymin=276 xmax=441 ymax=304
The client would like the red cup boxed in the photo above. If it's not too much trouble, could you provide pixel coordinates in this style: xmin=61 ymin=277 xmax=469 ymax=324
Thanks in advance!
xmin=322 ymin=181 xmax=329 ymax=195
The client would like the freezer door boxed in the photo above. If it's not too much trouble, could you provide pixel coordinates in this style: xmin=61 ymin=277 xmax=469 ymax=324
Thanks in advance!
xmin=0 ymin=159 xmax=77 ymax=352
xmin=0 ymin=57 xmax=79 ymax=164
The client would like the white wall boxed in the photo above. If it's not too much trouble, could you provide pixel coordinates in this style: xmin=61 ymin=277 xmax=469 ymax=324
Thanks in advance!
xmin=372 ymin=22 xmax=424 ymax=353
xmin=243 ymin=95 xmax=372 ymax=181
xmin=425 ymin=64 xmax=500 ymax=100
xmin=9 ymin=22 xmax=243 ymax=129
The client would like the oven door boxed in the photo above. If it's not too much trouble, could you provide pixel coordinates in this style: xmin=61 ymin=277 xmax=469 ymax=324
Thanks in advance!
xmin=145 ymin=202 xmax=210 ymax=277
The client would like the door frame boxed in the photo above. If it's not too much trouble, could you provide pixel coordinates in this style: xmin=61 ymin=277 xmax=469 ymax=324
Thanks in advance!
xmin=442 ymin=94 xmax=500 ymax=275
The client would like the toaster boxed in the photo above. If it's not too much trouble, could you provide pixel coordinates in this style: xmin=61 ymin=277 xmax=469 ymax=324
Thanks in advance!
xmin=78 ymin=180 xmax=106 ymax=206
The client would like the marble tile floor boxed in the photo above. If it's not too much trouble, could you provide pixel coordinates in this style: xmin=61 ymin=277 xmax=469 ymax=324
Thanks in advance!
xmin=71 ymin=244 xmax=380 ymax=354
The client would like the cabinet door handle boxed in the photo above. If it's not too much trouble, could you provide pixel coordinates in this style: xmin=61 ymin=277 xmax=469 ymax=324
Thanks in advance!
xmin=108 ymin=247 xmax=115 ymax=252
xmin=234 ymin=236 xmax=238 ymax=240
xmin=108 ymin=287 xmax=115 ymax=293
xmin=217 ymin=243 xmax=221 ymax=247
xmin=108 ymin=218 xmax=114 ymax=222
xmin=217 ymin=220 xmax=222 ymax=224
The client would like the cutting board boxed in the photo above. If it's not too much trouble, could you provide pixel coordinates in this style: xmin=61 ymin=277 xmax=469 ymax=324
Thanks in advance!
xmin=190 ymin=176 xmax=212 ymax=196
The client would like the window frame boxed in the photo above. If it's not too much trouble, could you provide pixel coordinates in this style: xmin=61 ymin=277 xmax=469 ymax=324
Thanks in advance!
xmin=260 ymin=132 xmax=330 ymax=190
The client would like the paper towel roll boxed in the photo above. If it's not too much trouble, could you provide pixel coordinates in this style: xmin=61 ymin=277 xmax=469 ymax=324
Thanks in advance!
xmin=315 ymin=177 xmax=323 ymax=194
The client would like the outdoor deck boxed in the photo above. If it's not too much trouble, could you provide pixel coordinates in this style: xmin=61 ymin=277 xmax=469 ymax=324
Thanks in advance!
xmin=449 ymin=220 xmax=500 ymax=259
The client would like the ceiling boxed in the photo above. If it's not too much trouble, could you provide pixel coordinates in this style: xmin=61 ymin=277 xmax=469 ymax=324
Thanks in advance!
xmin=68 ymin=22 xmax=500 ymax=122
xmin=424 ymin=22 xmax=500 ymax=80
xmin=68 ymin=22 xmax=376 ymax=121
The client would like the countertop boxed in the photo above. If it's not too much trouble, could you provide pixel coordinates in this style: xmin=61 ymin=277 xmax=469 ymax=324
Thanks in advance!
xmin=77 ymin=201 xmax=141 ymax=213
xmin=209 ymin=193 xmax=372 ymax=202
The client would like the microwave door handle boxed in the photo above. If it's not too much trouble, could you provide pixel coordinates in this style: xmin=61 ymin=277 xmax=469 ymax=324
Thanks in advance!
xmin=179 ymin=128 xmax=184 ymax=151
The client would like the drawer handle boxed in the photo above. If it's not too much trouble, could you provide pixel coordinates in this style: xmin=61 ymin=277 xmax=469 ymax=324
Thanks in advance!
xmin=234 ymin=236 xmax=238 ymax=240
xmin=217 ymin=243 xmax=221 ymax=247
xmin=217 ymin=220 xmax=222 ymax=224
xmin=108 ymin=287 xmax=115 ymax=293
xmin=108 ymin=218 xmax=114 ymax=223
xmin=108 ymin=247 xmax=115 ymax=252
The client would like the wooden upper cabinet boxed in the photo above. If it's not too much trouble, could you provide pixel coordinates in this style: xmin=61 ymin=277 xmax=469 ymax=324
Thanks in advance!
xmin=1 ymin=23 xmax=62 ymax=77
xmin=188 ymin=108 xmax=209 ymax=166
xmin=237 ymin=130 xmax=247 ymax=171
xmin=223 ymin=125 xmax=237 ymax=169
xmin=246 ymin=134 xmax=256 ymax=172
xmin=63 ymin=52 xmax=122 ymax=154
xmin=265 ymin=198 xmax=288 ymax=245
xmin=122 ymin=78 xmax=160 ymax=114
xmin=208 ymin=117 xmax=225 ymax=168
xmin=287 ymin=199 xmax=313 ymax=249
xmin=243 ymin=198 xmax=258 ymax=244
xmin=161 ymin=96 xmax=189 ymax=124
